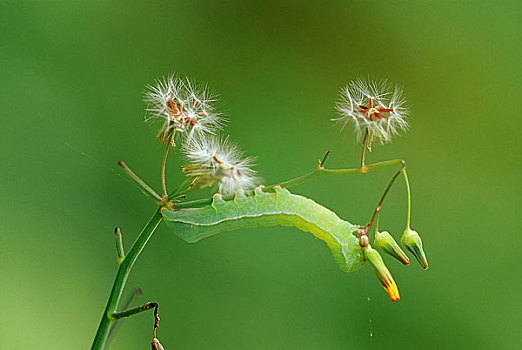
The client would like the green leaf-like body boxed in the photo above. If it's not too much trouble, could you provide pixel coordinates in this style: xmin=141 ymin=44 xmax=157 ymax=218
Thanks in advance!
xmin=161 ymin=186 xmax=365 ymax=272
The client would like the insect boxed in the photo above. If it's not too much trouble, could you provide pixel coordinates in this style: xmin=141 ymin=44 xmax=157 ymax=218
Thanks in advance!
xmin=161 ymin=185 xmax=366 ymax=273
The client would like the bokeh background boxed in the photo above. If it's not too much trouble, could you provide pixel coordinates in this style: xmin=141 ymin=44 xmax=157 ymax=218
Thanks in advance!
xmin=2 ymin=1 xmax=521 ymax=349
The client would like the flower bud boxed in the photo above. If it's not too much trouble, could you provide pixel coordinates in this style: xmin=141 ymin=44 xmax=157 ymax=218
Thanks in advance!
xmin=374 ymin=230 xmax=410 ymax=265
xmin=151 ymin=337 xmax=165 ymax=350
xmin=401 ymin=227 xmax=428 ymax=270
xmin=363 ymin=245 xmax=400 ymax=302
xmin=359 ymin=234 xmax=369 ymax=247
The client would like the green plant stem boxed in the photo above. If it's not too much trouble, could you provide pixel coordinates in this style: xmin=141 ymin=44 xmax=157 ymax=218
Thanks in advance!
xmin=364 ymin=166 xmax=404 ymax=237
xmin=169 ymin=184 xmax=205 ymax=199
xmin=173 ymin=159 xmax=405 ymax=209
xmin=402 ymin=167 xmax=412 ymax=228
xmin=168 ymin=177 xmax=192 ymax=199
xmin=361 ymin=128 xmax=369 ymax=168
xmin=118 ymin=161 xmax=163 ymax=202
xmin=91 ymin=210 xmax=163 ymax=350
xmin=111 ymin=301 xmax=158 ymax=320
xmin=114 ymin=227 xmax=125 ymax=264
xmin=320 ymin=159 xmax=405 ymax=174
xmin=106 ymin=288 xmax=142 ymax=347
xmin=161 ymin=139 xmax=172 ymax=198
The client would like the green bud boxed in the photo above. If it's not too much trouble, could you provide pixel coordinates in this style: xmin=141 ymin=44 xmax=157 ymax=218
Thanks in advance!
xmin=401 ymin=227 xmax=428 ymax=270
xmin=359 ymin=234 xmax=369 ymax=247
xmin=374 ymin=230 xmax=410 ymax=265
xmin=363 ymin=245 xmax=400 ymax=302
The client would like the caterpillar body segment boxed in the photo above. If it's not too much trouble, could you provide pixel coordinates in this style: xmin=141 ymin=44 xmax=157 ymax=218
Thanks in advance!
xmin=161 ymin=186 xmax=365 ymax=272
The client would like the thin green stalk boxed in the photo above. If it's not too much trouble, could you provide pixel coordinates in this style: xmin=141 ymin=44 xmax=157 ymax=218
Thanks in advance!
xmin=114 ymin=228 xmax=125 ymax=264
xmin=320 ymin=159 xmax=404 ymax=175
xmin=374 ymin=213 xmax=380 ymax=236
xmin=276 ymin=169 xmax=321 ymax=189
xmin=106 ymin=288 xmax=142 ymax=347
xmin=402 ymin=167 xmax=412 ymax=228
xmin=173 ymin=159 xmax=405 ymax=210
xmin=118 ymin=161 xmax=163 ymax=202
xmin=91 ymin=210 xmax=163 ymax=350
xmin=168 ymin=177 xmax=192 ymax=199
xmin=170 ymin=184 xmax=205 ymax=199
xmin=364 ymin=166 xmax=404 ymax=238
xmin=161 ymin=138 xmax=172 ymax=198
xmin=111 ymin=302 xmax=158 ymax=320
xmin=361 ymin=128 xmax=369 ymax=168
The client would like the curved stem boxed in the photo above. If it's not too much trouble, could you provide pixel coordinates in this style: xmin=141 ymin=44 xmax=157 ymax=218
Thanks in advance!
xmin=274 ymin=159 xmax=405 ymax=189
xmin=361 ymin=128 xmax=369 ymax=168
xmin=105 ymin=288 xmax=142 ymax=347
xmin=276 ymin=169 xmax=321 ymax=189
xmin=321 ymin=159 xmax=404 ymax=175
xmin=118 ymin=161 xmax=163 ymax=202
xmin=91 ymin=210 xmax=163 ymax=350
xmin=402 ymin=167 xmax=412 ymax=228
xmin=173 ymin=159 xmax=405 ymax=210
xmin=161 ymin=141 xmax=171 ymax=198
xmin=168 ymin=177 xmax=192 ymax=199
xmin=364 ymin=166 xmax=404 ymax=238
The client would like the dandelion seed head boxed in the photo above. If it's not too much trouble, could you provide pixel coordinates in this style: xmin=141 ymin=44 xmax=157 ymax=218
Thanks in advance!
xmin=332 ymin=78 xmax=409 ymax=144
xmin=181 ymin=135 xmax=259 ymax=195
xmin=144 ymin=75 xmax=224 ymax=144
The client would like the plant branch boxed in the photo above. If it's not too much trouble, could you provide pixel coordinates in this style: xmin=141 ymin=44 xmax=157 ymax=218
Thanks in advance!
xmin=91 ymin=210 xmax=163 ymax=350
xmin=161 ymin=136 xmax=173 ymax=198
xmin=168 ymin=177 xmax=192 ymax=199
xmin=111 ymin=301 xmax=160 ymax=338
xmin=402 ymin=167 xmax=412 ymax=228
xmin=106 ymin=288 xmax=143 ymax=347
xmin=114 ymin=227 xmax=125 ymax=264
xmin=361 ymin=128 xmax=369 ymax=168
xmin=118 ymin=161 xmax=163 ymax=202
xmin=173 ymin=158 xmax=405 ymax=210
xmin=363 ymin=166 xmax=404 ymax=238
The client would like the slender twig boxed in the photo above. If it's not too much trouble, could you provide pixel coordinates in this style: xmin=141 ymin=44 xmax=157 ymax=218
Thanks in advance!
xmin=320 ymin=150 xmax=332 ymax=167
xmin=118 ymin=161 xmax=163 ymax=202
xmin=374 ymin=212 xmax=380 ymax=236
xmin=169 ymin=184 xmax=205 ymax=199
xmin=363 ymin=166 xmax=404 ymax=238
xmin=321 ymin=159 xmax=405 ymax=174
xmin=91 ymin=210 xmax=163 ymax=350
xmin=402 ymin=167 xmax=412 ymax=228
xmin=274 ymin=159 xmax=405 ymax=189
xmin=173 ymin=159 xmax=405 ymax=209
xmin=168 ymin=177 xmax=192 ymax=199
xmin=161 ymin=138 xmax=172 ymax=198
xmin=114 ymin=227 xmax=125 ymax=264
xmin=276 ymin=169 xmax=321 ymax=189
xmin=111 ymin=301 xmax=160 ymax=338
xmin=106 ymin=288 xmax=143 ymax=347
xmin=361 ymin=128 xmax=369 ymax=168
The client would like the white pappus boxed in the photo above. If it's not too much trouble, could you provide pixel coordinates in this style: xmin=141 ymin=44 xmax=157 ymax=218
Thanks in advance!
xmin=333 ymin=78 xmax=409 ymax=145
xmin=181 ymin=135 xmax=259 ymax=195
xmin=144 ymin=75 xmax=223 ymax=144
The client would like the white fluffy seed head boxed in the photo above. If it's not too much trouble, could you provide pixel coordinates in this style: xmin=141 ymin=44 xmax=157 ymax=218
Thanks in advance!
xmin=144 ymin=75 xmax=224 ymax=144
xmin=332 ymin=78 xmax=409 ymax=144
xmin=181 ymin=135 xmax=259 ymax=195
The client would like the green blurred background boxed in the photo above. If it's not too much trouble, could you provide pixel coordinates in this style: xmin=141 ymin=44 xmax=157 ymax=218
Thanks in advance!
xmin=2 ymin=1 xmax=521 ymax=349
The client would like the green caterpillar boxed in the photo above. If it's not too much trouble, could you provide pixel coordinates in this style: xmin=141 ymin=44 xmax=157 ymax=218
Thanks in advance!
xmin=161 ymin=185 xmax=365 ymax=273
